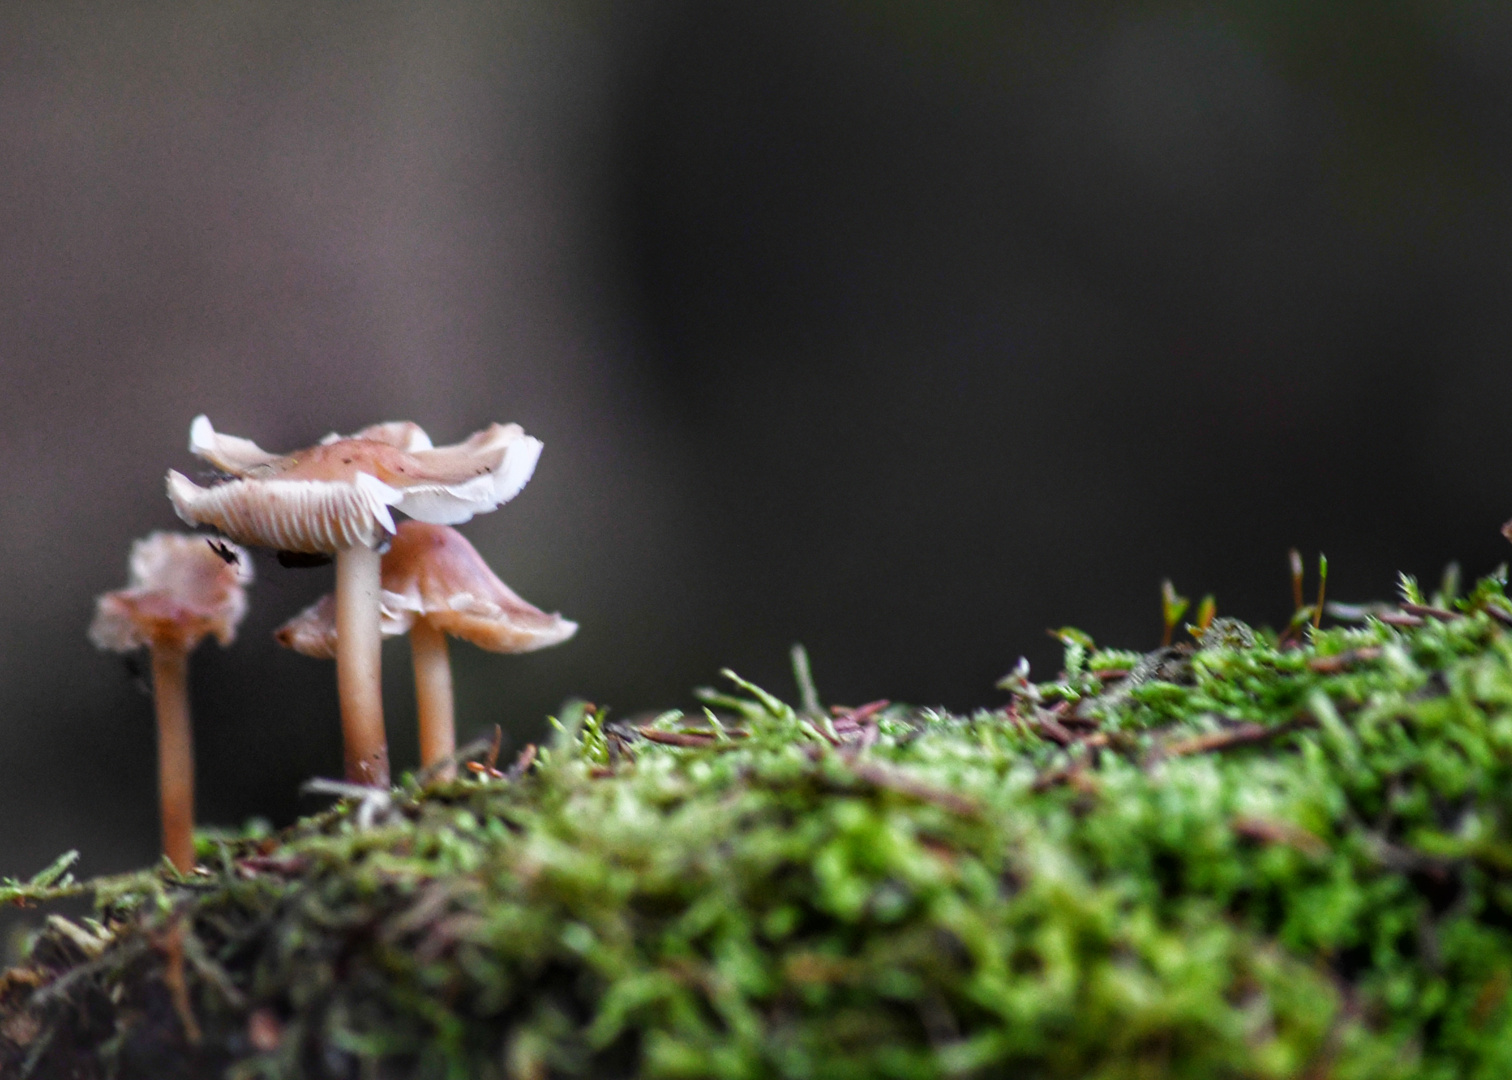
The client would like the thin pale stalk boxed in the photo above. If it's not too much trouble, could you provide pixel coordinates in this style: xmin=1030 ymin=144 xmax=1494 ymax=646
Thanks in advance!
xmin=410 ymin=620 xmax=456 ymax=780
xmin=150 ymin=642 xmax=195 ymax=873
xmin=335 ymin=544 xmax=389 ymax=787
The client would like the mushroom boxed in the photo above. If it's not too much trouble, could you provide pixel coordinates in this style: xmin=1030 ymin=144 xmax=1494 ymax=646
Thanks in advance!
xmin=167 ymin=415 xmax=542 ymax=787
xmin=275 ymin=521 xmax=576 ymax=778
xmin=90 ymin=532 xmax=252 ymax=872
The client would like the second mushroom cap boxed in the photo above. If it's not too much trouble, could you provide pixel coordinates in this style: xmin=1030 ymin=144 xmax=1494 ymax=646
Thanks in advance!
xmin=275 ymin=521 xmax=576 ymax=657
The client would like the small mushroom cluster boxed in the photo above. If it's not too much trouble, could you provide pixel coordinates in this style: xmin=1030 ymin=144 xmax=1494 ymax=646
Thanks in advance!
xmin=92 ymin=415 xmax=574 ymax=871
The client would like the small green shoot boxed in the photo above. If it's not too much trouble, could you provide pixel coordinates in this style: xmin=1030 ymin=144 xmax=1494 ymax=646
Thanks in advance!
xmin=1312 ymin=553 xmax=1328 ymax=631
xmin=790 ymin=644 xmax=822 ymax=717
xmin=1160 ymin=579 xmax=1189 ymax=647
xmin=1189 ymin=594 xmax=1217 ymax=637
xmin=0 ymin=851 xmax=81 ymax=905
xmin=1048 ymin=627 xmax=1094 ymax=681
xmin=1281 ymin=551 xmax=1327 ymax=641
xmin=718 ymin=669 xmax=791 ymax=720
xmin=1433 ymin=561 xmax=1462 ymax=608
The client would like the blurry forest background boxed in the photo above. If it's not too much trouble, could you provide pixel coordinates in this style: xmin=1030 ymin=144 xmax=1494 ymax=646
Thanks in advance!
xmin=2 ymin=0 xmax=1512 ymax=883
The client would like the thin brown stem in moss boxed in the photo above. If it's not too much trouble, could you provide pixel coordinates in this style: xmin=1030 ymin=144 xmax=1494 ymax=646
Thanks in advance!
xmin=149 ymin=643 xmax=194 ymax=873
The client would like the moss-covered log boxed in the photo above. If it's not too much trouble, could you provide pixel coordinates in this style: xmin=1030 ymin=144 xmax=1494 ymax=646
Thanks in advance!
xmin=8 ymin=571 xmax=1512 ymax=1078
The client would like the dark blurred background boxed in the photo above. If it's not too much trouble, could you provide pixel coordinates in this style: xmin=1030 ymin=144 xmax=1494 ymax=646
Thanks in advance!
xmin=2 ymin=0 xmax=1511 ymax=883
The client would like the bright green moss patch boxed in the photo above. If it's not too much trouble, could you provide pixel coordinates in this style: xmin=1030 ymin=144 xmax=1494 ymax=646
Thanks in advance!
xmin=9 ymin=573 xmax=1512 ymax=1078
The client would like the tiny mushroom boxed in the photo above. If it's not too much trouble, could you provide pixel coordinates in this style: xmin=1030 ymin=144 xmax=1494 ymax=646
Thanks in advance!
xmin=167 ymin=415 xmax=541 ymax=787
xmin=90 ymin=531 xmax=252 ymax=872
xmin=275 ymin=521 xmax=576 ymax=779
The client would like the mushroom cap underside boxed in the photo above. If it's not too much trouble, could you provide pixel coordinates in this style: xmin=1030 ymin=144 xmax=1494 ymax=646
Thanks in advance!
xmin=168 ymin=470 xmax=399 ymax=553
xmin=418 ymin=595 xmax=578 ymax=654
xmin=274 ymin=591 xmax=576 ymax=659
xmin=172 ymin=417 xmax=543 ymax=552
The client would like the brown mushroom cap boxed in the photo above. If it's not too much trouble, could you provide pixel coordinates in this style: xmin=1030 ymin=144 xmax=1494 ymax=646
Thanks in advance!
xmin=383 ymin=522 xmax=577 ymax=653
xmin=273 ymin=521 xmax=576 ymax=657
xmin=90 ymin=532 xmax=252 ymax=653
xmin=167 ymin=416 xmax=543 ymax=553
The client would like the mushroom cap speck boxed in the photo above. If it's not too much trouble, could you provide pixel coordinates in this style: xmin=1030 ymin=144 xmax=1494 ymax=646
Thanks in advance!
xmin=90 ymin=532 xmax=252 ymax=653
xmin=167 ymin=416 xmax=543 ymax=554
xmin=273 ymin=521 xmax=576 ymax=658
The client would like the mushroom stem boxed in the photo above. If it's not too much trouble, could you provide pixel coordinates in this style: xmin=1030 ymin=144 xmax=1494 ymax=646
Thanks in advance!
xmin=335 ymin=544 xmax=390 ymax=787
xmin=410 ymin=620 xmax=456 ymax=779
xmin=149 ymin=642 xmax=195 ymax=873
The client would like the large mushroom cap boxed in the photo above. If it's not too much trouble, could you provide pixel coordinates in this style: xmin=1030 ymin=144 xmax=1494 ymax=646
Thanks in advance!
xmin=168 ymin=416 xmax=543 ymax=553
xmin=273 ymin=521 xmax=576 ymax=656
xmin=90 ymin=532 xmax=252 ymax=652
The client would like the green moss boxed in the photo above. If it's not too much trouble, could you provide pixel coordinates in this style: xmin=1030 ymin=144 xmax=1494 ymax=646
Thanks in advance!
xmin=9 ymin=573 xmax=1512 ymax=1078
